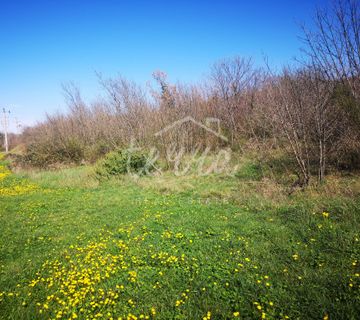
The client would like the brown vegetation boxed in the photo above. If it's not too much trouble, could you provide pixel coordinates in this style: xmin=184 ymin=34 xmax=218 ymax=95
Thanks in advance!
xmin=12 ymin=0 xmax=360 ymax=186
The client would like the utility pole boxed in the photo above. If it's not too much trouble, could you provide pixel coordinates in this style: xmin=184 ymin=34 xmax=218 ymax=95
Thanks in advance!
xmin=1 ymin=108 xmax=10 ymax=153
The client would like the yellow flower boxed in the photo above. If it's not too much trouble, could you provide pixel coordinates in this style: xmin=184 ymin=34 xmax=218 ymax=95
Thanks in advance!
xmin=233 ymin=311 xmax=240 ymax=317
xmin=322 ymin=211 xmax=329 ymax=218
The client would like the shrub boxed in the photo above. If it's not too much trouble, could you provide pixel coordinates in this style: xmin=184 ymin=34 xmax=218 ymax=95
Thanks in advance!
xmin=21 ymin=139 xmax=84 ymax=168
xmin=84 ymin=142 xmax=111 ymax=163
xmin=62 ymin=138 xmax=84 ymax=164
xmin=95 ymin=149 xmax=152 ymax=179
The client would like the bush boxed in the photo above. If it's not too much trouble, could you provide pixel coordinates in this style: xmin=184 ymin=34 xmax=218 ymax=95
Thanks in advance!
xmin=95 ymin=149 xmax=152 ymax=179
xmin=62 ymin=138 xmax=84 ymax=164
xmin=84 ymin=142 xmax=111 ymax=163
xmin=20 ymin=139 xmax=84 ymax=168
xmin=21 ymin=143 xmax=57 ymax=167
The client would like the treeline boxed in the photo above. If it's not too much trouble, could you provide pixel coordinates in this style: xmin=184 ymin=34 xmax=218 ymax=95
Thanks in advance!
xmin=17 ymin=0 xmax=360 ymax=185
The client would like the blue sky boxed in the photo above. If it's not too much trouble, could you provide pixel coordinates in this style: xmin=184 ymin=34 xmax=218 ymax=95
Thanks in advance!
xmin=0 ymin=0 xmax=330 ymax=132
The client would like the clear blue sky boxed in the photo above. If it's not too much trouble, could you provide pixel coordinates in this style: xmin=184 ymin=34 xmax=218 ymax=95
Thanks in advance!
xmin=0 ymin=0 xmax=330 ymax=132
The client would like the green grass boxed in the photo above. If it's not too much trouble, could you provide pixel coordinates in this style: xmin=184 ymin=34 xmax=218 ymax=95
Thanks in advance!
xmin=0 ymin=157 xmax=359 ymax=319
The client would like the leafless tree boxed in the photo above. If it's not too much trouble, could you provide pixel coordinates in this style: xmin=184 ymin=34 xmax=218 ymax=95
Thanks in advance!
xmin=301 ymin=0 xmax=360 ymax=170
xmin=262 ymin=67 xmax=340 ymax=185
xmin=301 ymin=0 xmax=360 ymax=112
xmin=210 ymin=56 xmax=258 ymax=145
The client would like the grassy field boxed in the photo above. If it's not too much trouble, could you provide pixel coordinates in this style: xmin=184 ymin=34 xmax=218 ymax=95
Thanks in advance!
xmin=0 ymin=154 xmax=359 ymax=319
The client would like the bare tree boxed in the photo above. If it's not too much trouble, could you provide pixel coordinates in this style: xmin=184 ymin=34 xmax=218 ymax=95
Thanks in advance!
xmin=301 ymin=0 xmax=360 ymax=107
xmin=301 ymin=0 xmax=360 ymax=171
xmin=98 ymin=74 xmax=151 ymax=145
xmin=262 ymin=67 xmax=339 ymax=185
xmin=210 ymin=56 xmax=258 ymax=145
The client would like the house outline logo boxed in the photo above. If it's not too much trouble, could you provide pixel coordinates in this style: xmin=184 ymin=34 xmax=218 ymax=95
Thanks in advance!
xmin=154 ymin=116 xmax=228 ymax=142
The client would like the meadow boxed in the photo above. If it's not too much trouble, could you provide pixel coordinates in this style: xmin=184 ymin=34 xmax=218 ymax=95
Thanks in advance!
xmin=0 ymin=153 xmax=359 ymax=319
